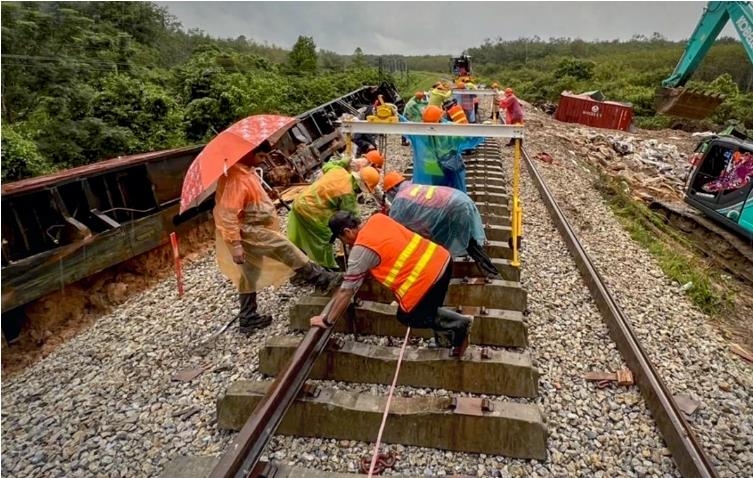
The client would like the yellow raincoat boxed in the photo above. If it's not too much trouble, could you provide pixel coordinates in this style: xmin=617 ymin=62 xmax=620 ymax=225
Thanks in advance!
xmin=214 ymin=164 xmax=308 ymax=293
xmin=287 ymin=167 xmax=359 ymax=268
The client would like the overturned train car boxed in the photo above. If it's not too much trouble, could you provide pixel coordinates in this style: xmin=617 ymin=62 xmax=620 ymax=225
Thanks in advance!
xmin=1 ymin=82 xmax=403 ymax=325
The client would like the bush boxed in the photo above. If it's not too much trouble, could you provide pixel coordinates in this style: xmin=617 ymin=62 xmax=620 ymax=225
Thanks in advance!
xmin=1 ymin=129 xmax=55 ymax=181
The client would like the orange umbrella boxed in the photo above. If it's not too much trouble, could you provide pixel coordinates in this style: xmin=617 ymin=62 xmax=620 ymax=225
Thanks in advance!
xmin=179 ymin=114 xmax=298 ymax=213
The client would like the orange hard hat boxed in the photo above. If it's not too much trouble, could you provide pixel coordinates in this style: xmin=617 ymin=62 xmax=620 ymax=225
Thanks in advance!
xmin=422 ymin=105 xmax=443 ymax=123
xmin=383 ymin=171 xmax=405 ymax=193
xmin=364 ymin=149 xmax=384 ymax=168
xmin=504 ymin=88 xmax=514 ymax=95
xmin=415 ymin=91 xmax=425 ymax=100
xmin=358 ymin=166 xmax=380 ymax=193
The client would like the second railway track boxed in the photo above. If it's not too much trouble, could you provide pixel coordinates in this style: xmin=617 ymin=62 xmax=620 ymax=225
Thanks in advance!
xmin=2 ymin=104 xmax=750 ymax=478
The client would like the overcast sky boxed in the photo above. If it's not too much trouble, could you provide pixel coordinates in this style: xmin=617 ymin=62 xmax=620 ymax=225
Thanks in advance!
xmin=158 ymin=1 xmax=738 ymax=56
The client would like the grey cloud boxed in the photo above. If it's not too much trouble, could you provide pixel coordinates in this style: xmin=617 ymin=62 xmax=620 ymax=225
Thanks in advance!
xmin=158 ymin=2 xmax=737 ymax=55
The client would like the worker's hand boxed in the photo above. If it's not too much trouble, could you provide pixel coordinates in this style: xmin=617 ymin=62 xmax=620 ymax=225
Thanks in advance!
xmin=231 ymin=243 xmax=245 ymax=264
xmin=309 ymin=315 xmax=329 ymax=329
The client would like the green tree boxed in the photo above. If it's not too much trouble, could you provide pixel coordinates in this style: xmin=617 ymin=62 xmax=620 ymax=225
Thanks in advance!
xmin=286 ymin=35 xmax=317 ymax=74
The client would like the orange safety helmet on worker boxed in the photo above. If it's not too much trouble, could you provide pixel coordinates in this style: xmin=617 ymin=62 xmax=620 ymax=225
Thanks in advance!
xmin=422 ymin=105 xmax=444 ymax=123
xmin=354 ymin=213 xmax=450 ymax=312
xmin=364 ymin=150 xmax=384 ymax=169
xmin=383 ymin=171 xmax=406 ymax=193
xmin=355 ymin=165 xmax=380 ymax=193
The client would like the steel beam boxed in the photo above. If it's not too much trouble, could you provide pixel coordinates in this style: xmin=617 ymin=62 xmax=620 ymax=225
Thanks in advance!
xmin=339 ymin=120 xmax=524 ymax=138
xmin=289 ymin=296 xmax=528 ymax=347
xmin=259 ymin=336 xmax=539 ymax=397
xmin=217 ymin=381 xmax=547 ymax=460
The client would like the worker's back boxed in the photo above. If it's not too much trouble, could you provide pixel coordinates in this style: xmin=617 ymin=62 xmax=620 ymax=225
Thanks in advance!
xmin=388 ymin=181 xmax=485 ymax=256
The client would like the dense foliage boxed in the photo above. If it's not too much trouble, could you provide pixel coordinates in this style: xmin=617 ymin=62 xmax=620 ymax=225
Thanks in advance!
xmin=3 ymin=3 xmax=751 ymax=181
xmin=1 ymin=2 xmax=383 ymax=181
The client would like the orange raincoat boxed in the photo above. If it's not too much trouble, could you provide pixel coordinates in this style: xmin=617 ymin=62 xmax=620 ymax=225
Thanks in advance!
xmin=213 ymin=164 xmax=308 ymax=292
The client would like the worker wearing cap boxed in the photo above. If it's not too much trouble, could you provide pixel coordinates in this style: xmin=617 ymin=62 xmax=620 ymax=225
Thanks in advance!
xmin=490 ymin=83 xmax=501 ymax=121
xmin=310 ymin=211 xmax=473 ymax=358
xmin=382 ymin=171 xmax=501 ymax=279
xmin=400 ymin=105 xmax=484 ymax=192
xmin=288 ymin=166 xmax=380 ymax=269
xmin=214 ymin=151 xmax=342 ymax=334
xmin=428 ymin=81 xmax=453 ymax=108
xmin=499 ymin=88 xmax=524 ymax=146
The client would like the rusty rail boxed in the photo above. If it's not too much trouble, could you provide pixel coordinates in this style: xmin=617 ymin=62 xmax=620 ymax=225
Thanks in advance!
xmin=521 ymin=146 xmax=718 ymax=478
xmin=209 ymin=325 xmax=335 ymax=478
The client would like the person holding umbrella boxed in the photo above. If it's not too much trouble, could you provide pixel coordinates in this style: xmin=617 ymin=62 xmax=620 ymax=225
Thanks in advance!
xmin=180 ymin=115 xmax=341 ymax=334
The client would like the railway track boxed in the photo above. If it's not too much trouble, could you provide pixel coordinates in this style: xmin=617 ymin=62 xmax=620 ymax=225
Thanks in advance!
xmin=162 ymin=128 xmax=719 ymax=477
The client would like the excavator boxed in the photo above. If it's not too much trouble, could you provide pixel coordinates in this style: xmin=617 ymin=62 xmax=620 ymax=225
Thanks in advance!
xmin=450 ymin=54 xmax=473 ymax=82
xmin=655 ymin=1 xmax=753 ymax=119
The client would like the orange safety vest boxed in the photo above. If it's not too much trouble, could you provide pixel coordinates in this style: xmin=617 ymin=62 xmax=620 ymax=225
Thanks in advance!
xmin=447 ymin=103 xmax=468 ymax=124
xmin=356 ymin=213 xmax=450 ymax=312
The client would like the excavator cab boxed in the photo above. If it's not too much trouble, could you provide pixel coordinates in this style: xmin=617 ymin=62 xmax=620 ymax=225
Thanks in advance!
xmin=684 ymin=133 xmax=753 ymax=238
xmin=656 ymin=1 xmax=753 ymax=119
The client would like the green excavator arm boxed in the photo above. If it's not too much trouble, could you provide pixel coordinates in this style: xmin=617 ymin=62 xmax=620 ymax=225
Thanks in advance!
xmin=656 ymin=1 xmax=753 ymax=119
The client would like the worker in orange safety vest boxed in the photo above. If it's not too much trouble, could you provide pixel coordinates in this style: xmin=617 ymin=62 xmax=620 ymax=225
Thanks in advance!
xmin=310 ymin=211 xmax=473 ymax=357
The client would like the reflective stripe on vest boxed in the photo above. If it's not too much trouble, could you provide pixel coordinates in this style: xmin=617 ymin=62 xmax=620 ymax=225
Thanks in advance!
xmin=397 ymin=241 xmax=438 ymax=297
xmin=383 ymin=233 xmax=422 ymax=288
xmin=448 ymin=105 xmax=468 ymax=124
xmin=409 ymin=185 xmax=437 ymax=200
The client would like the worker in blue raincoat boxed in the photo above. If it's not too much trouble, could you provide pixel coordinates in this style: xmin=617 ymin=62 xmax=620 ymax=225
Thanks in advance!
xmin=400 ymin=105 xmax=484 ymax=192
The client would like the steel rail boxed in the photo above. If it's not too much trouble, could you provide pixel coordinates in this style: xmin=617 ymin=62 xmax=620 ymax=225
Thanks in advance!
xmin=521 ymin=146 xmax=719 ymax=478
xmin=209 ymin=325 xmax=334 ymax=478
xmin=339 ymin=120 xmax=524 ymax=138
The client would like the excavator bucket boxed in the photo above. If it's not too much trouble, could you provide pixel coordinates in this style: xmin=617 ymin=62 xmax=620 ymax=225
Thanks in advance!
xmin=655 ymin=87 xmax=725 ymax=120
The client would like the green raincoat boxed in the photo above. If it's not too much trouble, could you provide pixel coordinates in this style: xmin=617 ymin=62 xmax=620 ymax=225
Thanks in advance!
xmin=287 ymin=167 xmax=359 ymax=268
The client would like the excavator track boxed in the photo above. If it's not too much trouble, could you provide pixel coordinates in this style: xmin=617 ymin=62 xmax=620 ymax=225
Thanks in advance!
xmin=649 ymin=199 xmax=753 ymax=284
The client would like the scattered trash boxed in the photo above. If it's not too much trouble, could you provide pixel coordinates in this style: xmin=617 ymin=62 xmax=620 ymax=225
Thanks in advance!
xmin=730 ymin=343 xmax=753 ymax=363
xmin=583 ymin=368 xmax=634 ymax=388
xmin=673 ymin=394 xmax=700 ymax=415
xmin=535 ymin=152 xmax=554 ymax=164
xmin=681 ymin=281 xmax=694 ymax=291
xmin=171 ymin=364 xmax=211 ymax=382
xmin=359 ymin=450 xmax=397 ymax=475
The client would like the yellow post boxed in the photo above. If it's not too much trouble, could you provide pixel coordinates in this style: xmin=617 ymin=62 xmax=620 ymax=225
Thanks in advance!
xmin=511 ymin=138 xmax=523 ymax=268
xmin=345 ymin=133 xmax=353 ymax=158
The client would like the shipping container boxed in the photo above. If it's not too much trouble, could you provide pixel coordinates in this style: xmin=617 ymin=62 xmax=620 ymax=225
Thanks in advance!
xmin=554 ymin=92 xmax=634 ymax=132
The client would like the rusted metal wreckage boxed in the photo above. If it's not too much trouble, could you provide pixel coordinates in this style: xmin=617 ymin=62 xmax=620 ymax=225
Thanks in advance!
xmin=0 ymin=83 xmax=404 ymax=335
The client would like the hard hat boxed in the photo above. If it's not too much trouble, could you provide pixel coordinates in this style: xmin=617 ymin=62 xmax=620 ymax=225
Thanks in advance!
xmin=364 ymin=150 xmax=384 ymax=168
xmin=358 ymin=166 xmax=380 ymax=193
xmin=383 ymin=171 xmax=405 ymax=193
xmin=492 ymin=82 xmax=500 ymax=89
xmin=422 ymin=105 xmax=443 ymax=123
xmin=504 ymin=88 xmax=513 ymax=96
xmin=415 ymin=91 xmax=425 ymax=100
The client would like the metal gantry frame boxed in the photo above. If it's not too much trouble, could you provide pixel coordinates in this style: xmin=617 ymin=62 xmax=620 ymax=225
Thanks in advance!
xmin=339 ymin=120 xmax=524 ymax=267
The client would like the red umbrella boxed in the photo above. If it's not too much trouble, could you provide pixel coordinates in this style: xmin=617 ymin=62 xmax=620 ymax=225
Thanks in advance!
xmin=179 ymin=114 xmax=298 ymax=213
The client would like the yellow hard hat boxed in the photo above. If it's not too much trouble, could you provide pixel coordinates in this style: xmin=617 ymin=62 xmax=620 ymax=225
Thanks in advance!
xmin=358 ymin=166 xmax=380 ymax=193
xmin=383 ymin=171 xmax=405 ymax=193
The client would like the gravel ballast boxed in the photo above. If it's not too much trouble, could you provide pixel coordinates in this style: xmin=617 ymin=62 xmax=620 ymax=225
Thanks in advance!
xmin=3 ymin=115 xmax=750 ymax=477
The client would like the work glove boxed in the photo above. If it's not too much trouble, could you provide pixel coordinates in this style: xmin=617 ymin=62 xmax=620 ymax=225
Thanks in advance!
xmin=231 ymin=242 xmax=245 ymax=265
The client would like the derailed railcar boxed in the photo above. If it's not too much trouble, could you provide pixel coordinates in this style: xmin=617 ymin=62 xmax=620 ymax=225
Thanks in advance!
xmin=1 ymin=82 xmax=402 ymax=328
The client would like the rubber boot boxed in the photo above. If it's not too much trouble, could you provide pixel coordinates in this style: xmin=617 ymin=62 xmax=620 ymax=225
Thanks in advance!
xmin=238 ymin=292 xmax=273 ymax=334
xmin=291 ymin=262 xmax=343 ymax=293
xmin=467 ymin=238 xmax=502 ymax=280
xmin=435 ymin=308 xmax=473 ymax=358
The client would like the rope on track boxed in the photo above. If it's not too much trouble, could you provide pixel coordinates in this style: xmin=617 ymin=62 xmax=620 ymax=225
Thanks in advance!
xmin=366 ymin=326 xmax=411 ymax=477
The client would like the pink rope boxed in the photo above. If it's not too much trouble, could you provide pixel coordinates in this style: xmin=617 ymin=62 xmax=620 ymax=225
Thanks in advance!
xmin=367 ymin=327 xmax=411 ymax=477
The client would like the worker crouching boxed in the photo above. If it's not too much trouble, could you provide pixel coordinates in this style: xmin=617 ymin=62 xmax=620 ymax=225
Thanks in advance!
xmin=310 ymin=211 xmax=473 ymax=358
xmin=382 ymin=172 xmax=502 ymax=280
xmin=214 ymin=152 xmax=342 ymax=334
xmin=288 ymin=166 xmax=380 ymax=269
